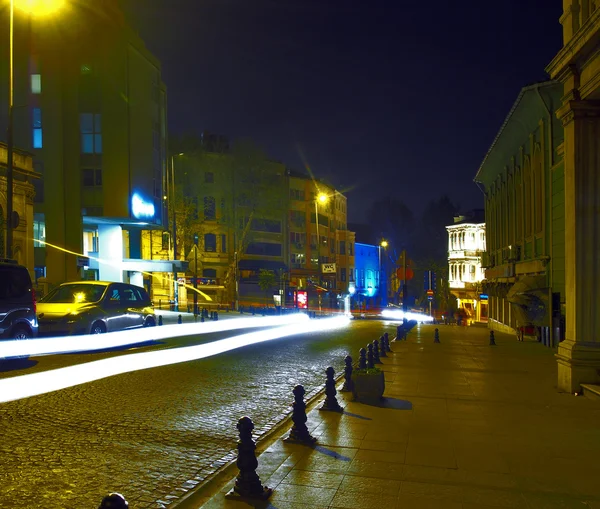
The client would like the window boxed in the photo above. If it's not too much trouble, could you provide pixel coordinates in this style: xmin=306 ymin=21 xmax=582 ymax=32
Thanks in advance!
xmin=291 ymin=253 xmax=305 ymax=267
xmin=204 ymin=196 xmax=216 ymax=220
xmin=221 ymin=234 xmax=226 ymax=253
xmin=205 ymin=172 xmax=214 ymax=183
xmin=31 ymin=74 xmax=41 ymax=94
xmin=348 ymin=243 xmax=353 ymax=256
xmin=82 ymin=169 xmax=102 ymax=187
xmin=203 ymin=269 xmax=217 ymax=278
xmin=32 ymin=108 xmax=42 ymax=148
xmin=290 ymin=188 xmax=305 ymax=201
xmin=204 ymin=233 xmax=216 ymax=252
xmin=245 ymin=242 xmax=282 ymax=256
xmin=341 ymin=268 xmax=346 ymax=282
xmin=162 ymin=232 xmax=170 ymax=250
xmin=290 ymin=210 xmax=305 ymax=227
xmin=251 ymin=218 xmax=281 ymax=233
xmin=80 ymin=113 xmax=102 ymax=154
xmin=81 ymin=64 xmax=92 ymax=75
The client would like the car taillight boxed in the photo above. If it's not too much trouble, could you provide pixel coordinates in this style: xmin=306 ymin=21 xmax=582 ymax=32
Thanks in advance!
xmin=32 ymin=288 xmax=37 ymax=314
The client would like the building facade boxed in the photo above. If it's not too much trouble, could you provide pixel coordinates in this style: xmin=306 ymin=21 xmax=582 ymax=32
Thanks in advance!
xmin=352 ymin=242 xmax=381 ymax=312
xmin=0 ymin=1 xmax=170 ymax=295
xmin=474 ymin=81 xmax=565 ymax=346
xmin=546 ymin=1 xmax=600 ymax=392
xmin=446 ymin=211 xmax=487 ymax=324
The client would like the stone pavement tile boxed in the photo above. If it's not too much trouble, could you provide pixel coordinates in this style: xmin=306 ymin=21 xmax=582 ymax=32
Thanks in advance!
xmin=353 ymin=448 xmax=406 ymax=464
xmin=461 ymin=486 xmax=528 ymax=508
xmin=360 ymin=439 xmax=407 ymax=453
xmin=330 ymin=489 xmax=400 ymax=509
xmin=454 ymin=448 xmax=511 ymax=474
xmin=268 ymin=483 xmax=337 ymax=507
xmin=345 ymin=459 xmax=405 ymax=480
xmin=339 ymin=475 xmax=402 ymax=496
xmin=292 ymin=446 xmax=356 ymax=475
xmin=278 ymin=469 xmax=345 ymax=489
xmin=521 ymin=492 xmax=590 ymax=509
xmin=400 ymin=480 xmax=463 ymax=502
xmin=404 ymin=443 xmax=456 ymax=469
xmin=314 ymin=433 xmax=362 ymax=449
xmin=362 ymin=429 xmax=410 ymax=443
xmin=396 ymin=493 xmax=462 ymax=509
xmin=401 ymin=464 xmax=459 ymax=484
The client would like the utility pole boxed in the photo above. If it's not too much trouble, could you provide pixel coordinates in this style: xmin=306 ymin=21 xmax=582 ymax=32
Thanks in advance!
xmin=402 ymin=249 xmax=407 ymax=315
xmin=6 ymin=0 xmax=15 ymax=258
xmin=193 ymin=234 xmax=199 ymax=315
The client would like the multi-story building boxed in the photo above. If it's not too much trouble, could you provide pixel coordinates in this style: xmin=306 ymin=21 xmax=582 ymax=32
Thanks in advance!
xmin=474 ymin=81 xmax=564 ymax=345
xmin=352 ymin=242 xmax=380 ymax=312
xmin=446 ymin=210 xmax=487 ymax=324
xmin=0 ymin=1 xmax=171 ymax=295
xmin=545 ymin=2 xmax=600 ymax=392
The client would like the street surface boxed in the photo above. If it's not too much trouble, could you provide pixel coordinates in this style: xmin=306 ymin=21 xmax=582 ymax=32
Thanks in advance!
xmin=0 ymin=316 xmax=392 ymax=508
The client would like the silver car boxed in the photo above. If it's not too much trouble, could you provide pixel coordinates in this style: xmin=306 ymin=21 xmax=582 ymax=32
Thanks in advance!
xmin=37 ymin=281 xmax=155 ymax=336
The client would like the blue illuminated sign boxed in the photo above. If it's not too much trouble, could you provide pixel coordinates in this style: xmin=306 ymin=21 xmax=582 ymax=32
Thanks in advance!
xmin=479 ymin=294 xmax=488 ymax=300
xmin=131 ymin=193 xmax=155 ymax=220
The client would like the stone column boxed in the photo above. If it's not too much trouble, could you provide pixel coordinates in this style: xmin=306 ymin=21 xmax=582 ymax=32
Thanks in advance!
xmin=555 ymin=99 xmax=600 ymax=392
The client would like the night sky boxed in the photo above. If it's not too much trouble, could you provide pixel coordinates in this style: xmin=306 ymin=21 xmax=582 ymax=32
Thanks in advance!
xmin=122 ymin=0 xmax=563 ymax=223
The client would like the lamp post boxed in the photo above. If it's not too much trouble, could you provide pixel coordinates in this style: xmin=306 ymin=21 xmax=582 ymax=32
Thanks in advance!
xmin=379 ymin=240 xmax=388 ymax=307
xmin=314 ymin=192 xmax=327 ymax=311
xmin=170 ymin=152 xmax=183 ymax=311
xmin=5 ymin=0 xmax=65 ymax=258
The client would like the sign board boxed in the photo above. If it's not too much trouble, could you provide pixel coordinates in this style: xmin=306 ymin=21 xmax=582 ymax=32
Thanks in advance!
xmin=479 ymin=294 xmax=489 ymax=300
xmin=321 ymin=263 xmax=336 ymax=273
xmin=77 ymin=256 xmax=90 ymax=267
xmin=426 ymin=289 xmax=434 ymax=296
xmin=296 ymin=290 xmax=308 ymax=309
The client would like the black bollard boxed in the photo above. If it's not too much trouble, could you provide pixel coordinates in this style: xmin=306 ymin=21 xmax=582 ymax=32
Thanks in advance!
xmin=320 ymin=366 xmax=343 ymax=412
xmin=379 ymin=336 xmax=388 ymax=357
xmin=215 ymin=311 xmax=219 ymax=321
xmin=98 ymin=493 xmax=128 ymax=509
xmin=489 ymin=330 xmax=496 ymax=346
xmin=286 ymin=385 xmax=317 ymax=443
xmin=394 ymin=325 xmax=402 ymax=342
xmin=187 ymin=305 xmax=191 ymax=313
xmin=340 ymin=355 xmax=353 ymax=392
xmin=158 ymin=315 xmax=163 ymax=326
xmin=372 ymin=340 xmax=382 ymax=364
xmin=384 ymin=332 xmax=391 ymax=352
xmin=178 ymin=314 xmax=182 ymax=324
xmin=231 ymin=416 xmax=273 ymax=499
xmin=358 ymin=348 xmax=367 ymax=369
xmin=367 ymin=343 xmax=375 ymax=369
xmin=434 ymin=328 xmax=440 ymax=343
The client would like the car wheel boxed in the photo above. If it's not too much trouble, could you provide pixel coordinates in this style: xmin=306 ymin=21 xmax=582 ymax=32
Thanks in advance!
xmin=90 ymin=321 xmax=106 ymax=334
xmin=12 ymin=326 xmax=32 ymax=340
xmin=144 ymin=317 xmax=156 ymax=327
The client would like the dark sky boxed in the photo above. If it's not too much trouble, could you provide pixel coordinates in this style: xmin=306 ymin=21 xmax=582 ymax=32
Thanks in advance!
xmin=121 ymin=0 xmax=563 ymax=223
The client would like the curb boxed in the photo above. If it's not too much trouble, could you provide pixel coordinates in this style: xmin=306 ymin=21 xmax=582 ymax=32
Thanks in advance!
xmin=171 ymin=372 xmax=345 ymax=508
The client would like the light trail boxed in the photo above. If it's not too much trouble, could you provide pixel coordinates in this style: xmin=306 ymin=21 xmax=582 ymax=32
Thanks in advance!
xmin=0 ymin=314 xmax=310 ymax=359
xmin=0 ymin=316 xmax=351 ymax=403
xmin=380 ymin=308 xmax=434 ymax=322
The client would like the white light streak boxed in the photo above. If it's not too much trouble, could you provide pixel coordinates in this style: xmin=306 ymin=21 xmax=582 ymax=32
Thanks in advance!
xmin=381 ymin=309 xmax=434 ymax=323
xmin=0 ymin=315 xmax=309 ymax=359
xmin=0 ymin=316 xmax=350 ymax=403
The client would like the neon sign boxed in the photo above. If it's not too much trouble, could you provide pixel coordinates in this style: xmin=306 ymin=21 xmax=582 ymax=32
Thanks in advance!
xmin=131 ymin=193 xmax=155 ymax=219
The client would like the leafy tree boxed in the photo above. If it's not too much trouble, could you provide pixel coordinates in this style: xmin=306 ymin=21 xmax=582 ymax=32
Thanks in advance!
xmin=257 ymin=269 xmax=277 ymax=306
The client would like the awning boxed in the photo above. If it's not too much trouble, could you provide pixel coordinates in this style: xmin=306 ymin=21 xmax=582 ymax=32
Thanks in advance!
xmin=238 ymin=259 xmax=287 ymax=271
xmin=507 ymin=275 xmax=548 ymax=326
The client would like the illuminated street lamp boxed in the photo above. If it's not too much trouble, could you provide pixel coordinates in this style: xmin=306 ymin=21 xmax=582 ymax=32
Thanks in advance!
xmin=5 ymin=0 xmax=65 ymax=258
xmin=379 ymin=240 xmax=388 ymax=306
xmin=314 ymin=192 xmax=327 ymax=285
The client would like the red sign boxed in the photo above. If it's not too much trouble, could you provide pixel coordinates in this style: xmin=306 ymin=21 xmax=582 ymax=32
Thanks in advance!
xmin=396 ymin=267 xmax=414 ymax=280
xmin=296 ymin=291 xmax=308 ymax=309
xmin=427 ymin=290 xmax=434 ymax=296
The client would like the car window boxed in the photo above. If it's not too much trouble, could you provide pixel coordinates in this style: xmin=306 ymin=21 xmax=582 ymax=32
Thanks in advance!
xmin=0 ymin=267 xmax=31 ymax=300
xmin=121 ymin=288 xmax=138 ymax=303
xmin=41 ymin=284 xmax=107 ymax=303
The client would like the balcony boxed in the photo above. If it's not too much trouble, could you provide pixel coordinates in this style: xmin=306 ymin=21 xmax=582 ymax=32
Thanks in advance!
xmin=481 ymin=251 xmax=495 ymax=268
xmin=502 ymin=245 xmax=521 ymax=263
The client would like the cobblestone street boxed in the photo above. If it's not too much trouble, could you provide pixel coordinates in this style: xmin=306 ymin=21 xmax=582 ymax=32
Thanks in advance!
xmin=0 ymin=317 xmax=381 ymax=508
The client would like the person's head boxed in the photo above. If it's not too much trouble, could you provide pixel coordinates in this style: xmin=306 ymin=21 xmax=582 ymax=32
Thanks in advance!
xmin=98 ymin=493 xmax=128 ymax=509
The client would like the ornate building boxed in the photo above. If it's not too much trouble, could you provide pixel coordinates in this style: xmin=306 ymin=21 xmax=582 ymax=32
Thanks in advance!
xmin=546 ymin=1 xmax=600 ymax=392
xmin=446 ymin=210 xmax=487 ymax=324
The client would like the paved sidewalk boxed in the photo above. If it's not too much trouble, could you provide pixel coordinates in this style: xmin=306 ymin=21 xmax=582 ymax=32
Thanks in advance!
xmin=179 ymin=323 xmax=600 ymax=509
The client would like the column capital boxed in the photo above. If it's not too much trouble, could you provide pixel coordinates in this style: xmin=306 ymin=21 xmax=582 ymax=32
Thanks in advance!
xmin=557 ymin=99 xmax=600 ymax=126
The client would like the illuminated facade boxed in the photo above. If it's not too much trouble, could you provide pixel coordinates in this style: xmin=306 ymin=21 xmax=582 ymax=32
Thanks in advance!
xmin=353 ymin=243 xmax=380 ymax=311
xmin=446 ymin=211 xmax=487 ymax=324
xmin=0 ymin=144 xmax=38 ymax=272
xmin=0 ymin=2 xmax=169 ymax=292
xmin=474 ymin=81 xmax=565 ymax=346
xmin=546 ymin=2 xmax=600 ymax=392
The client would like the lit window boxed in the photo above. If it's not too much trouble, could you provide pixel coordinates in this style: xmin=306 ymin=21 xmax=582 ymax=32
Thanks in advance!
xmin=81 ymin=64 xmax=92 ymax=75
xmin=80 ymin=113 xmax=102 ymax=154
xmin=31 ymin=74 xmax=41 ymax=94
xmin=32 ymin=108 xmax=42 ymax=148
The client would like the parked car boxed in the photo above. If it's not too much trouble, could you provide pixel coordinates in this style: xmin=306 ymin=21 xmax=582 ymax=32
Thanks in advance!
xmin=0 ymin=259 xmax=38 ymax=340
xmin=37 ymin=281 xmax=155 ymax=336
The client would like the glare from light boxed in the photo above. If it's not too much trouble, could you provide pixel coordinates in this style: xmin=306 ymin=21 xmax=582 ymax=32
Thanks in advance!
xmin=0 ymin=314 xmax=310 ymax=360
xmin=0 ymin=316 xmax=351 ymax=403
xmin=317 ymin=193 xmax=327 ymax=204
xmin=381 ymin=308 xmax=434 ymax=323
xmin=380 ymin=240 xmax=388 ymax=248
xmin=14 ymin=0 xmax=65 ymax=16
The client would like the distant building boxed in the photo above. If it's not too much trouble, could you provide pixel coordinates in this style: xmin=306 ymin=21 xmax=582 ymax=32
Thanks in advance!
xmin=446 ymin=210 xmax=487 ymax=324
xmin=0 ymin=1 xmax=170 ymax=295
xmin=352 ymin=242 xmax=380 ymax=311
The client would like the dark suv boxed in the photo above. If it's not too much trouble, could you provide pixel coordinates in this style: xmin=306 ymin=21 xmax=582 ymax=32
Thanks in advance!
xmin=0 ymin=259 xmax=38 ymax=340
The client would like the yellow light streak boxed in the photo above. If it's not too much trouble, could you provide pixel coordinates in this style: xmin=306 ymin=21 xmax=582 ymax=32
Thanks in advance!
xmin=0 ymin=316 xmax=350 ymax=402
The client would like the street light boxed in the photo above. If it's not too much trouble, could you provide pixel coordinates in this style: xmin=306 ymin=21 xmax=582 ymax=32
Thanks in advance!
xmin=170 ymin=152 xmax=184 ymax=311
xmin=379 ymin=240 xmax=388 ymax=307
xmin=314 ymin=192 xmax=327 ymax=312
xmin=5 ymin=0 xmax=65 ymax=258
